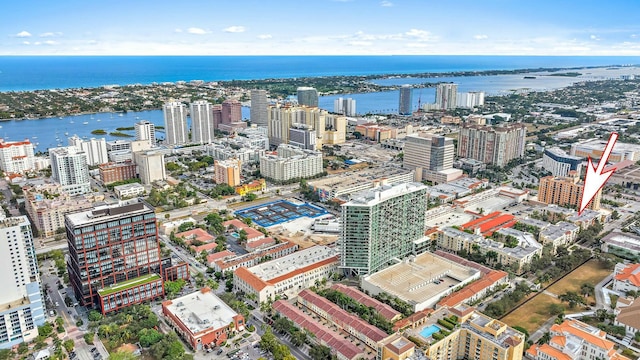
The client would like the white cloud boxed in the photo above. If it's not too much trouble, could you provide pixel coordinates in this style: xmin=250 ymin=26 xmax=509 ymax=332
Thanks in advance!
xmin=33 ymin=41 xmax=41 ymax=46
xmin=406 ymin=43 xmax=429 ymax=48
xmin=187 ymin=27 xmax=209 ymax=35
xmin=174 ymin=28 xmax=183 ymax=33
xmin=224 ymin=26 xmax=246 ymax=33
xmin=474 ymin=34 xmax=488 ymax=40
xmin=40 ymin=32 xmax=62 ymax=38
xmin=257 ymin=34 xmax=272 ymax=40
xmin=404 ymin=29 xmax=435 ymax=41
xmin=380 ymin=1 xmax=394 ymax=6
xmin=43 ymin=40 xmax=58 ymax=45
xmin=22 ymin=41 xmax=30 ymax=45
xmin=631 ymin=34 xmax=638 ymax=38
xmin=349 ymin=41 xmax=373 ymax=46
xmin=590 ymin=34 xmax=600 ymax=40
xmin=15 ymin=31 xmax=32 ymax=38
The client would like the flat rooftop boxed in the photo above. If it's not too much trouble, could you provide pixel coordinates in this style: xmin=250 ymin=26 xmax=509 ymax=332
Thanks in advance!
xmin=98 ymin=273 xmax=160 ymax=296
xmin=248 ymin=245 xmax=337 ymax=281
xmin=66 ymin=200 xmax=153 ymax=227
xmin=363 ymin=252 xmax=478 ymax=306
xmin=308 ymin=166 xmax=412 ymax=190
xmin=164 ymin=289 xmax=239 ymax=334
xmin=346 ymin=182 xmax=427 ymax=206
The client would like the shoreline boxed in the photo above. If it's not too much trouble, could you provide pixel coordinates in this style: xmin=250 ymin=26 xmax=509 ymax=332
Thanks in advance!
xmin=0 ymin=64 xmax=632 ymax=121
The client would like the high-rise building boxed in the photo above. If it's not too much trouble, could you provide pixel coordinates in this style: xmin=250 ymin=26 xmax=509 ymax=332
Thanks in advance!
xmin=212 ymin=104 xmax=223 ymax=129
xmin=49 ymin=146 xmax=91 ymax=195
xmin=190 ymin=100 xmax=215 ymax=144
xmin=0 ymin=215 xmax=45 ymax=348
xmin=297 ymin=87 xmax=319 ymax=107
xmin=250 ymin=89 xmax=268 ymax=126
xmin=340 ymin=182 xmax=427 ymax=275
xmin=0 ymin=139 xmax=35 ymax=174
xmin=538 ymin=172 xmax=601 ymax=210
xmin=68 ymin=136 xmax=108 ymax=166
xmin=333 ymin=97 xmax=356 ymax=116
xmin=404 ymin=133 xmax=462 ymax=184
xmin=259 ymin=144 xmax=323 ymax=182
xmin=289 ymin=124 xmax=317 ymax=150
xmin=134 ymin=120 xmax=156 ymax=147
xmin=456 ymin=91 xmax=485 ymax=108
xmin=214 ymin=159 xmax=241 ymax=187
xmin=98 ymin=161 xmax=138 ymax=185
xmin=457 ymin=123 xmax=527 ymax=167
xmin=221 ymin=99 xmax=242 ymax=125
xmin=436 ymin=83 xmax=458 ymax=110
xmin=322 ymin=114 xmax=347 ymax=145
xmin=398 ymin=85 xmax=413 ymax=115
xmin=134 ymin=151 xmax=166 ymax=185
xmin=542 ymin=147 xmax=583 ymax=177
xmin=267 ymin=105 xmax=326 ymax=147
xmin=65 ymin=201 xmax=165 ymax=313
xmin=163 ymin=102 xmax=188 ymax=145
xmin=106 ymin=140 xmax=131 ymax=152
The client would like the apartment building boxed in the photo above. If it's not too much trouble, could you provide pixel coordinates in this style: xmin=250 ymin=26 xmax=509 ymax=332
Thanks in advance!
xmin=259 ymin=144 xmax=323 ymax=182
xmin=457 ymin=123 xmax=527 ymax=167
xmin=0 ymin=139 xmax=35 ymax=174
xmin=538 ymin=172 xmax=601 ymax=210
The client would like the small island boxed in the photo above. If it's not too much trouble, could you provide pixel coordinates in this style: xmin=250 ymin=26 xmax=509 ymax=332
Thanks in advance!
xmin=109 ymin=131 xmax=134 ymax=138
xmin=91 ymin=129 xmax=107 ymax=135
xmin=115 ymin=126 xmax=135 ymax=131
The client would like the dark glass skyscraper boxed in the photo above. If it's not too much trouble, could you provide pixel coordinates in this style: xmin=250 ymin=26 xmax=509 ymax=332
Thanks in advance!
xmin=398 ymin=85 xmax=412 ymax=115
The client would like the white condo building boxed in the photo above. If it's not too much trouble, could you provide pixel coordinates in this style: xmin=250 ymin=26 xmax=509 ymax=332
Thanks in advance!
xmin=0 ymin=215 xmax=45 ymax=348
xmin=190 ymin=100 xmax=215 ymax=144
xmin=134 ymin=120 xmax=156 ymax=147
xmin=49 ymin=146 xmax=91 ymax=195
xmin=334 ymin=97 xmax=356 ymax=116
xmin=260 ymin=144 xmax=323 ymax=182
xmin=163 ymin=102 xmax=188 ymax=145
xmin=68 ymin=136 xmax=108 ymax=166
xmin=250 ymin=89 xmax=268 ymax=127
xmin=436 ymin=83 xmax=458 ymax=110
xmin=0 ymin=139 xmax=35 ymax=174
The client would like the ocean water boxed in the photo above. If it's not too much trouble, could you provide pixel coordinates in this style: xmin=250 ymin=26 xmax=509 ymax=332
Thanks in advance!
xmin=0 ymin=55 xmax=638 ymax=91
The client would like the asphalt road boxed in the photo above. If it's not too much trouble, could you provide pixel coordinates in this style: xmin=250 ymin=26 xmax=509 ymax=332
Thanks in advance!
xmin=250 ymin=309 xmax=311 ymax=360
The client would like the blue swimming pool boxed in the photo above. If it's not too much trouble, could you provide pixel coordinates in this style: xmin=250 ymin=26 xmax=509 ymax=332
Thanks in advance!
xmin=231 ymin=233 xmax=240 ymax=238
xmin=420 ymin=324 xmax=441 ymax=338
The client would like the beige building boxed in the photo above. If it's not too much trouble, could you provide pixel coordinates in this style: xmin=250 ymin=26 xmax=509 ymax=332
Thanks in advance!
xmin=134 ymin=150 xmax=166 ymax=185
xmin=233 ymin=245 xmax=338 ymax=304
xmin=213 ymin=159 xmax=241 ymax=186
xmin=267 ymin=105 xmax=327 ymax=147
xmin=322 ymin=114 xmax=347 ymax=145
xmin=259 ymin=144 xmax=323 ymax=182
xmin=538 ymin=172 xmax=601 ymax=210
xmin=437 ymin=227 xmax=542 ymax=274
xmin=403 ymin=133 xmax=463 ymax=184
xmin=0 ymin=139 xmax=35 ymax=174
xmin=425 ymin=306 xmax=525 ymax=360
xmin=24 ymin=183 xmax=100 ymax=237
xmin=457 ymin=123 xmax=526 ymax=167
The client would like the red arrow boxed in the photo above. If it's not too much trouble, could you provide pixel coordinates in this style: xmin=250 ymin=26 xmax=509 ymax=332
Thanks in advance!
xmin=579 ymin=132 xmax=618 ymax=214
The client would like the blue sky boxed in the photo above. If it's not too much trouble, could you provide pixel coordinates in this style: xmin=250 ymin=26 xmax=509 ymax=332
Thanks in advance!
xmin=3 ymin=0 xmax=640 ymax=55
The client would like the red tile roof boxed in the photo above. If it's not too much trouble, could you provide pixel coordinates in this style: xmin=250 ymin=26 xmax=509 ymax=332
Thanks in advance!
xmin=526 ymin=344 xmax=572 ymax=360
xmin=268 ymin=256 xmax=338 ymax=285
xmin=176 ymin=228 xmax=214 ymax=243
xmin=393 ymin=309 xmax=432 ymax=331
xmin=298 ymin=289 xmax=388 ymax=343
xmin=246 ymin=237 xmax=276 ymax=250
xmin=235 ymin=267 xmax=270 ymax=292
xmin=461 ymin=212 xmax=515 ymax=236
xmin=330 ymin=284 xmax=401 ymax=321
xmin=273 ymin=300 xmax=363 ymax=360
xmin=206 ymin=250 xmax=236 ymax=264
xmin=437 ymin=270 xmax=508 ymax=308
xmin=223 ymin=219 xmax=248 ymax=230
xmin=191 ymin=242 xmax=219 ymax=253
xmin=614 ymin=263 xmax=640 ymax=287
xmin=214 ymin=241 xmax=298 ymax=271
xmin=434 ymin=250 xmax=493 ymax=275
xmin=551 ymin=319 xmax=614 ymax=351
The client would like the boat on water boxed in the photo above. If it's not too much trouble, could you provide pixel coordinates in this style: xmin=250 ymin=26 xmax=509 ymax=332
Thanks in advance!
xmin=119 ymin=114 xmax=124 ymax=117
xmin=83 ymin=122 xmax=89 ymax=125
xmin=523 ymin=76 xmax=537 ymax=79
xmin=96 ymin=119 xmax=101 ymax=122
xmin=64 ymin=132 xmax=69 ymax=136
xmin=32 ymin=136 xmax=37 ymax=139
xmin=70 ymin=120 xmax=74 ymax=124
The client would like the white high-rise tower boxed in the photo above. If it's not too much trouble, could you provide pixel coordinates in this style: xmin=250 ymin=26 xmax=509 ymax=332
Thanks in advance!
xmin=190 ymin=100 xmax=215 ymax=144
xmin=135 ymin=120 xmax=156 ymax=147
xmin=163 ymin=102 xmax=188 ymax=145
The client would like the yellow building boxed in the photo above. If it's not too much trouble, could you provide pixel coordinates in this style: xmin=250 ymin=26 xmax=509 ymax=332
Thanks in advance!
xmin=378 ymin=334 xmax=416 ymax=360
xmin=538 ymin=171 xmax=601 ymax=210
xmin=322 ymin=114 xmax=346 ymax=145
xmin=214 ymin=159 xmax=241 ymax=187
xmin=235 ymin=179 xmax=267 ymax=196
xmin=420 ymin=305 xmax=525 ymax=360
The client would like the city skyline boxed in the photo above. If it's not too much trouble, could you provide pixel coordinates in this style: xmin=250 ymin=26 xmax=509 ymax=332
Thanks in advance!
xmin=2 ymin=0 xmax=640 ymax=56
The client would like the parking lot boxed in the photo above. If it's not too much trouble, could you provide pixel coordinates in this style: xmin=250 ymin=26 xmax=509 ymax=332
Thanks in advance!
xmin=235 ymin=200 xmax=329 ymax=227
